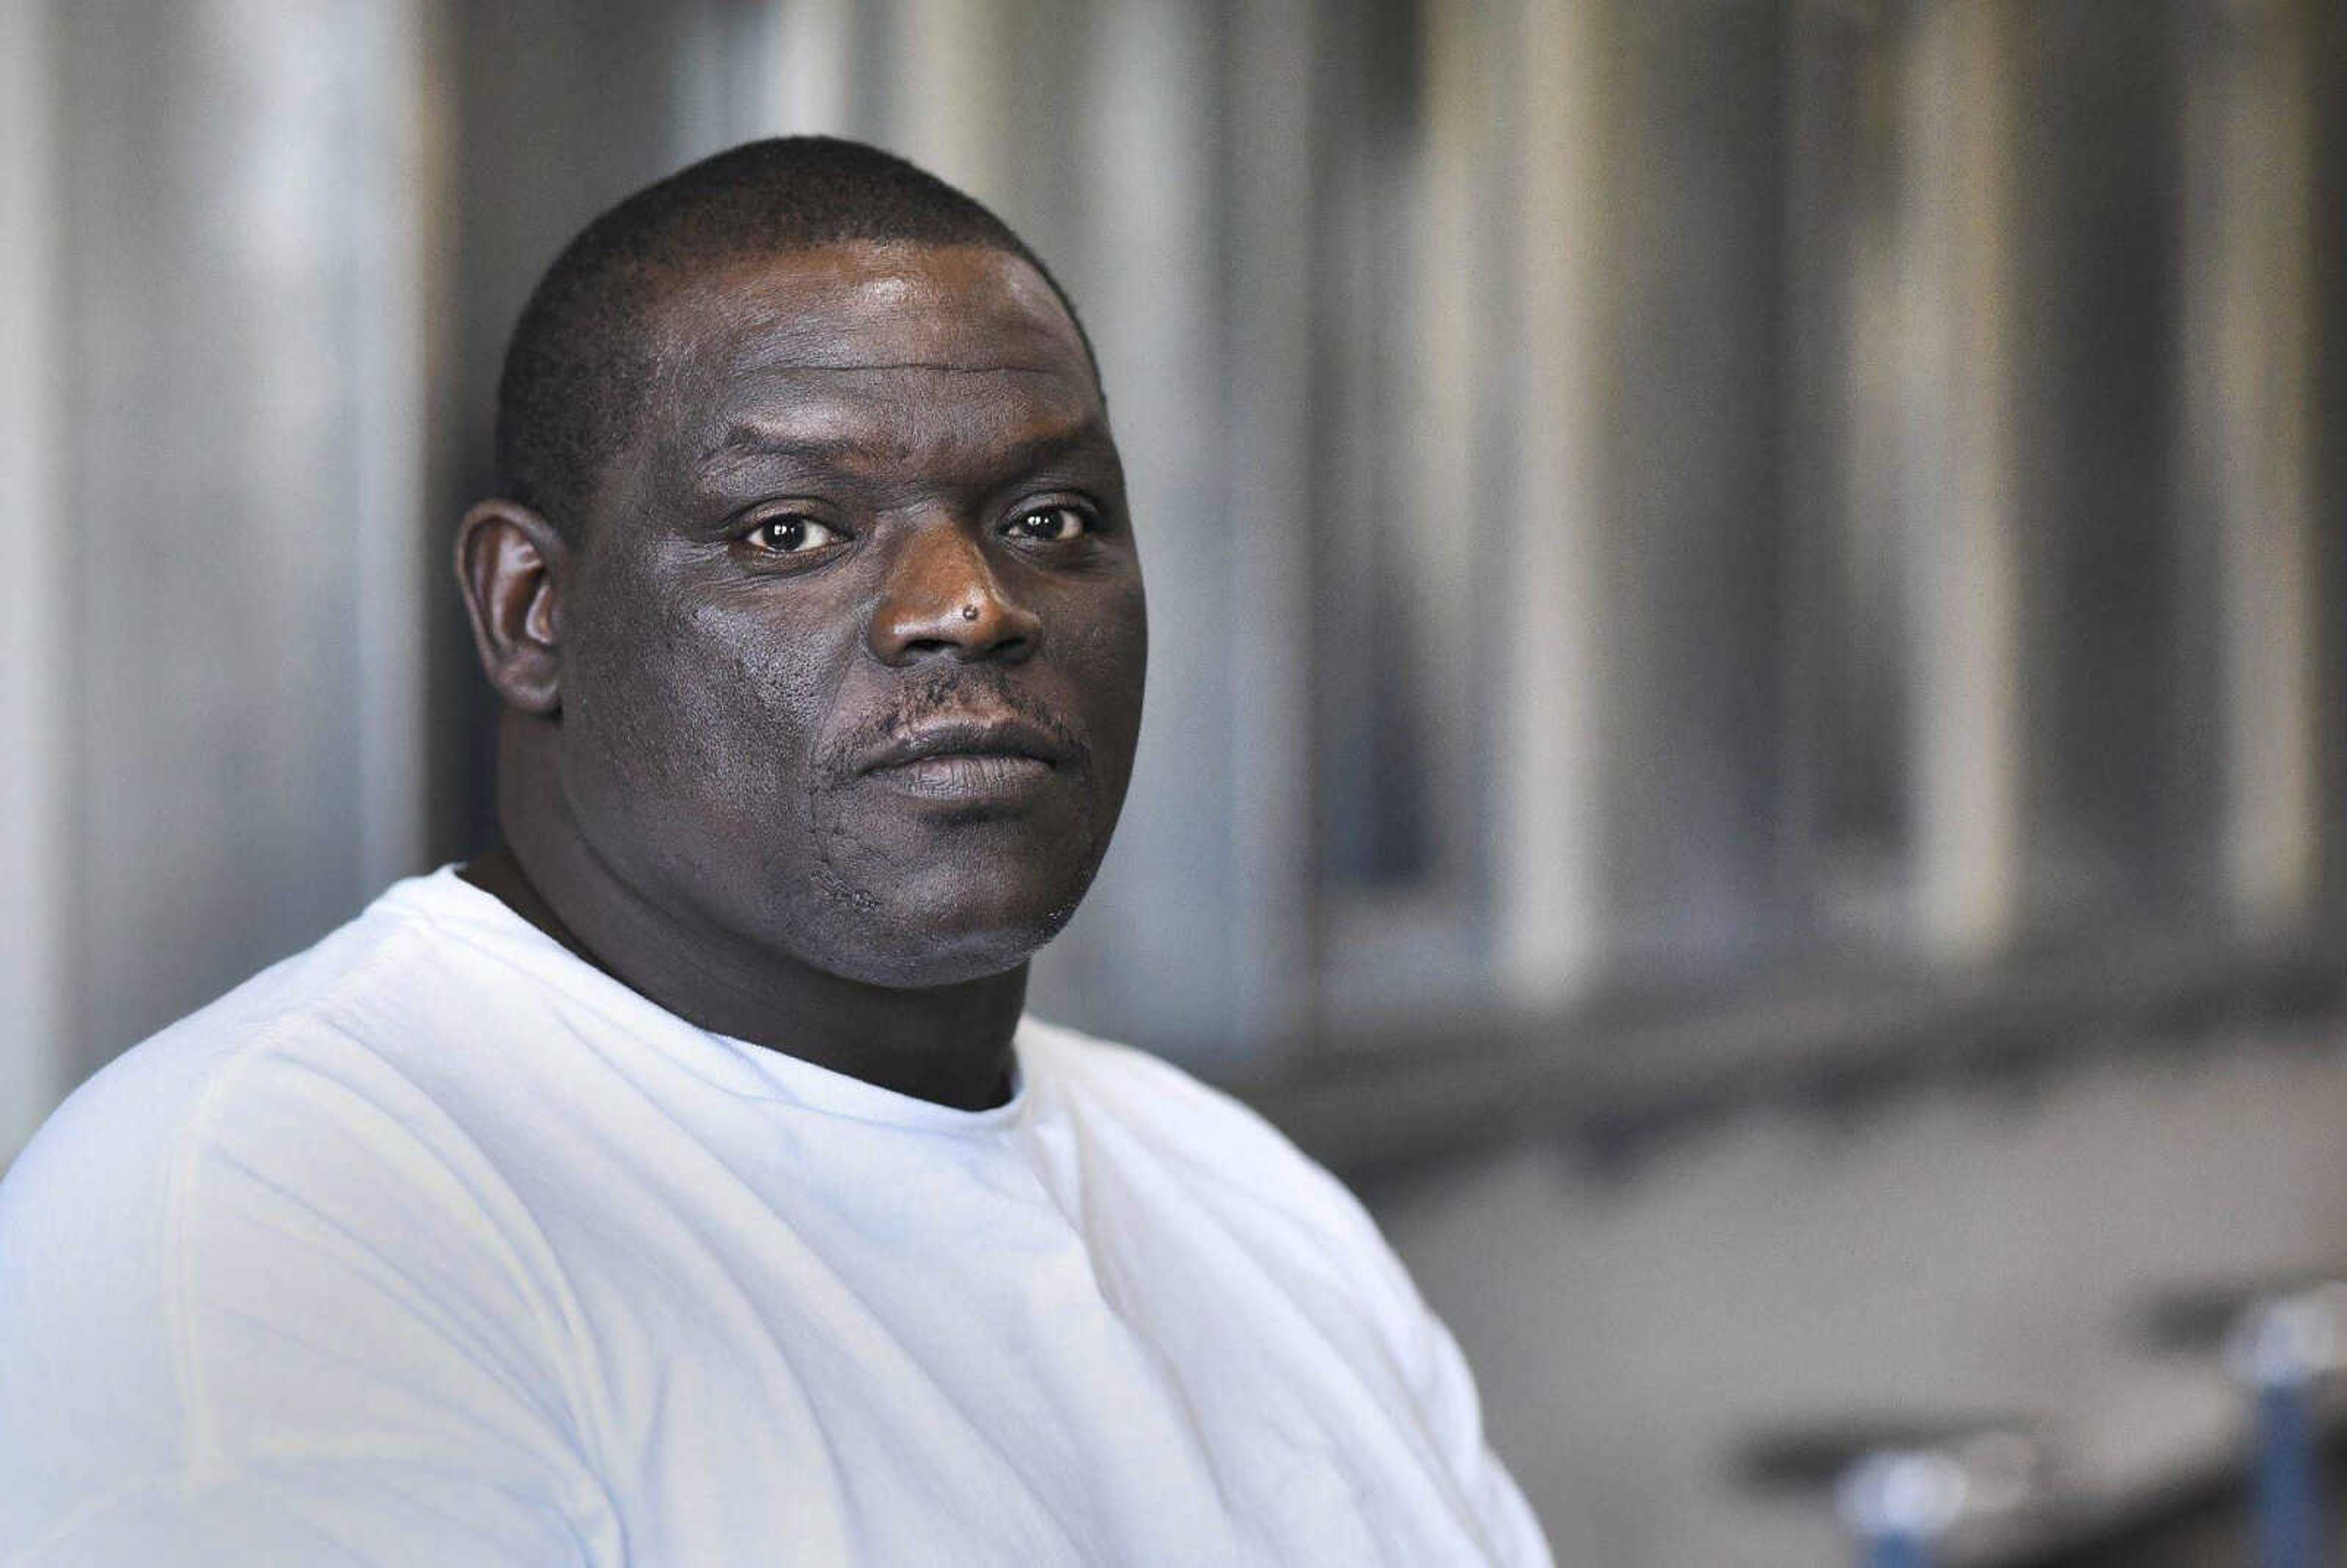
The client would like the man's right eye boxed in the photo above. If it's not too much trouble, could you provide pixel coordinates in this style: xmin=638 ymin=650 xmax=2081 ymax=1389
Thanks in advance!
xmin=746 ymin=515 xmax=842 ymax=554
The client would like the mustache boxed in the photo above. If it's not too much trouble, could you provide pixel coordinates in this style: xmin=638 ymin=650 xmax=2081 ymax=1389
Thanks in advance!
xmin=820 ymin=670 xmax=1091 ymax=779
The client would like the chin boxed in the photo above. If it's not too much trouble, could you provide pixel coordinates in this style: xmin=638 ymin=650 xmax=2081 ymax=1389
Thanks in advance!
xmin=805 ymin=871 xmax=1092 ymax=990
xmin=818 ymin=910 xmax=1075 ymax=989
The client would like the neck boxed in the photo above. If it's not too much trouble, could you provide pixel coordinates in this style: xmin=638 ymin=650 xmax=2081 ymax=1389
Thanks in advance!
xmin=463 ymin=725 xmax=1026 ymax=1113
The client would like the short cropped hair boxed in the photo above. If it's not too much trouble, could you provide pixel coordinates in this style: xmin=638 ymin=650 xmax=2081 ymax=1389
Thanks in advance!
xmin=495 ymin=136 xmax=1099 ymax=538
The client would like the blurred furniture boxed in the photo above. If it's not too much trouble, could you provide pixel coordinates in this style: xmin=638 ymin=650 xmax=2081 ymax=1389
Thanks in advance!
xmin=1970 ymin=1426 xmax=2347 ymax=1568
xmin=2142 ymin=1278 xmax=2347 ymax=1568
xmin=1741 ymin=1417 xmax=2051 ymax=1568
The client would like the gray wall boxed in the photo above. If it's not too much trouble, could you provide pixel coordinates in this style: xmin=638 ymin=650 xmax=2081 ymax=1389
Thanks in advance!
xmin=4 ymin=0 xmax=438 ymax=1126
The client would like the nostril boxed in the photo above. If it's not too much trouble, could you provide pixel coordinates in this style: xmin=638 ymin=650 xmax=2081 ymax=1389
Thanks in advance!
xmin=867 ymin=549 xmax=1044 ymax=662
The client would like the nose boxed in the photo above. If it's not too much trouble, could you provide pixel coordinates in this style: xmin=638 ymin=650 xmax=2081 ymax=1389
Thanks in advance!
xmin=867 ymin=518 xmax=1043 ymax=666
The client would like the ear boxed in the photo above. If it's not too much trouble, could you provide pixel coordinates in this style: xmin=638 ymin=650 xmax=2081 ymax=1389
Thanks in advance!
xmin=455 ymin=499 xmax=568 ymax=715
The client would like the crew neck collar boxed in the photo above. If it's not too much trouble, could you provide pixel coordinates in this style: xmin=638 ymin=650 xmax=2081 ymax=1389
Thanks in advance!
xmin=378 ymin=864 xmax=1032 ymax=1134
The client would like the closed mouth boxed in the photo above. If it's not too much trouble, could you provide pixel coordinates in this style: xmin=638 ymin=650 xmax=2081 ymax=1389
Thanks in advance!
xmin=856 ymin=714 xmax=1071 ymax=775
xmin=854 ymin=714 xmax=1075 ymax=804
xmin=870 ymin=752 xmax=1056 ymax=800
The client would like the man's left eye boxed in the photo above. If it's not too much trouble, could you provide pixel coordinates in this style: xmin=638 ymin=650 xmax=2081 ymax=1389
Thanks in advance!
xmin=1005 ymin=506 xmax=1091 ymax=543
xmin=745 ymin=514 xmax=843 ymax=554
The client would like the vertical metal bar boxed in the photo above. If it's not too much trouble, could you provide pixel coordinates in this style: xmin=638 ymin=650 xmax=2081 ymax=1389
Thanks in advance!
xmin=2180 ymin=0 xmax=2319 ymax=934
xmin=884 ymin=0 xmax=1012 ymax=202
xmin=0 ymin=0 xmax=68 ymax=1163
xmin=770 ymin=0 xmax=860 ymax=135
xmin=1411 ymin=0 xmax=1496 ymax=880
xmin=349 ymin=0 xmax=438 ymax=899
xmin=1503 ymin=0 xmax=1613 ymax=1009
xmin=1222 ymin=0 xmax=1318 ymax=1052
xmin=1898 ymin=0 xmax=2024 ymax=961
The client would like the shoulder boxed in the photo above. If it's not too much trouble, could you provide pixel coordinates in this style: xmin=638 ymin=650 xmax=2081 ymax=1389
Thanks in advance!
xmin=4 ymin=880 xmax=466 ymax=1217
xmin=0 ymin=877 xmax=602 ymax=1552
xmin=0 ymin=874 xmax=529 ymax=1354
xmin=1019 ymin=1022 xmax=1555 ymax=1566
xmin=5 ymin=888 xmax=430 ymax=1210
xmin=0 ymin=884 xmax=447 ymax=1536
xmin=1016 ymin=1017 xmax=1411 ymax=1303
xmin=2 ymin=871 xmax=578 ymax=1314
xmin=1018 ymin=1016 xmax=1326 ymax=1179
xmin=5 ymin=866 xmax=584 ymax=1212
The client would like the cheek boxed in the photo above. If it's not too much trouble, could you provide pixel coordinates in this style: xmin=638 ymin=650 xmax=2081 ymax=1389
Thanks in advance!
xmin=565 ymin=582 xmax=839 ymax=837
xmin=1061 ymin=582 xmax=1148 ymax=768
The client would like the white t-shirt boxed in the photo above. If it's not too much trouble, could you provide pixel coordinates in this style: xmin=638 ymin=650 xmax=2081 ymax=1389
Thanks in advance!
xmin=0 ymin=868 xmax=1549 ymax=1566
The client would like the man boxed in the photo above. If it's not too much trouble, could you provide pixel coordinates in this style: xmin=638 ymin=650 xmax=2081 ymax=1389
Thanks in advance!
xmin=0 ymin=138 xmax=1548 ymax=1566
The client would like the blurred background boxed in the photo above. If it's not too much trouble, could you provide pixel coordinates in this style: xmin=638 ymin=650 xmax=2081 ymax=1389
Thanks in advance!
xmin=2 ymin=0 xmax=2343 ymax=1561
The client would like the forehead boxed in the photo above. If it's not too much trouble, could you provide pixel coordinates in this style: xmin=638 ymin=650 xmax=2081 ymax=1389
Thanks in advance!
xmin=644 ymin=242 xmax=1101 ymax=449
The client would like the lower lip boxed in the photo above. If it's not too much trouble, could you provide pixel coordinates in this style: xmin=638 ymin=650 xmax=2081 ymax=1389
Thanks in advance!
xmin=865 ymin=753 xmax=1056 ymax=804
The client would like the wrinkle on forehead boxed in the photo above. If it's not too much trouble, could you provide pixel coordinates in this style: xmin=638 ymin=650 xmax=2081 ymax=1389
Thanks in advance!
xmin=700 ymin=358 xmax=1101 ymax=438
xmin=629 ymin=244 xmax=1106 ymax=496
xmin=711 ymin=317 xmax=1084 ymax=379
xmin=729 ymin=360 xmax=1062 ymax=375
xmin=697 ymin=402 xmax=1114 ymax=476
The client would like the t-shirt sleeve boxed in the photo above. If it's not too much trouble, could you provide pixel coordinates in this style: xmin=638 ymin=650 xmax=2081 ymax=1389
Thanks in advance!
xmin=0 ymin=1028 xmax=616 ymax=1566
xmin=1277 ymin=1150 xmax=1555 ymax=1568
xmin=1398 ymin=1283 xmax=1557 ymax=1568
xmin=1047 ymin=1033 xmax=1555 ymax=1567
